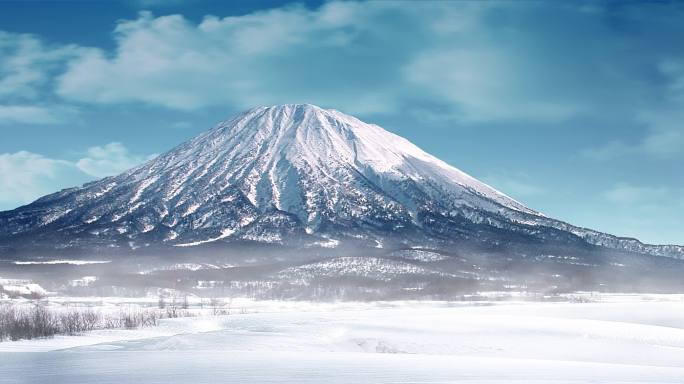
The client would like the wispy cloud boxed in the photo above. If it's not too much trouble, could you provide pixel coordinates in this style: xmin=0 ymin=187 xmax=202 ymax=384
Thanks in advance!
xmin=56 ymin=6 xmax=391 ymax=113
xmin=0 ymin=151 xmax=80 ymax=209
xmin=404 ymin=48 xmax=583 ymax=123
xmin=482 ymin=173 xmax=546 ymax=200
xmin=76 ymin=142 xmax=157 ymax=178
xmin=596 ymin=182 xmax=683 ymax=244
xmin=0 ymin=104 xmax=78 ymax=125
xmin=0 ymin=1 xmax=677 ymax=129
xmin=0 ymin=143 xmax=154 ymax=210
xmin=583 ymin=110 xmax=684 ymax=160
xmin=0 ymin=32 xmax=87 ymax=126
xmin=0 ymin=32 xmax=84 ymax=100
xmin=602 ymin=183 xmax=671 ymax=205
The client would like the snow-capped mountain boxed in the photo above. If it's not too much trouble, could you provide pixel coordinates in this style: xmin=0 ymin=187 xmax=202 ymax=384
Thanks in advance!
xmin=0 ymin=104 xmax=682 ymax=261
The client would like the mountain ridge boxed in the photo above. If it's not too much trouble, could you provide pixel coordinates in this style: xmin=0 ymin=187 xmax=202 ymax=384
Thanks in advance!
xmin=0 ymin=104 xmax=682 ymax=261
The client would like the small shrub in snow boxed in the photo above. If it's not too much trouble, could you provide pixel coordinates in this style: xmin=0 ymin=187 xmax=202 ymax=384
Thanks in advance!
xmin=0 ymin=303 xmax=192 ymax=342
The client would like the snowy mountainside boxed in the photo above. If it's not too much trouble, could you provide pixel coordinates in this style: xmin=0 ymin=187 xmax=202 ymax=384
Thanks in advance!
xmin=0 ymin=104 xmax=682 ymax=263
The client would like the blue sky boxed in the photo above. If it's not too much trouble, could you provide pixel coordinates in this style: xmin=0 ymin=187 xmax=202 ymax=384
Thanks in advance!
xmin=0 ymin=0 xmax=682 ymax=245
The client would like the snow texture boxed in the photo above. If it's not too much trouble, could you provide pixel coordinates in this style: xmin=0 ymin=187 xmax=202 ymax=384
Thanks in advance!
xmin=1 ymin=296 xmax=684 ymax=383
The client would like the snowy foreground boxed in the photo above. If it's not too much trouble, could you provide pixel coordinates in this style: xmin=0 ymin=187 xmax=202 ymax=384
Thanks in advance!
xmin=2 ymin=294 xmax=684 ymax=383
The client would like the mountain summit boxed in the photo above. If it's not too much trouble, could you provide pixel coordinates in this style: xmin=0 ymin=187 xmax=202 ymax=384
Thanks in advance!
xmin=0 ymin=104 xmax=682 ymax=262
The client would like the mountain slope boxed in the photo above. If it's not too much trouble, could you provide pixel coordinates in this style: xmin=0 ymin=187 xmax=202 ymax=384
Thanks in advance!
xmin=0 ymin=104 xmax=682 ymax=261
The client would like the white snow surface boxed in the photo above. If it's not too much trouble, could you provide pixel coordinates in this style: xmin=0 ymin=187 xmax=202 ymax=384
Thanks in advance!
xmin=1 ymin=295 xmax=684 ymax=383
xmin=12 ymin=259 xmax=111 ymax=265
xmin=0 ymin=282 xmax=47 ymax=296
xmin=173 ymin=228 xmax=235 ymax=247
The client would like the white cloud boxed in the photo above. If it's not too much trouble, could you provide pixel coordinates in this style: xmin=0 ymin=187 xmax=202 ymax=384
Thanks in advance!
xmin=641 ymin=129 xmax=684 ymax=158
xmin=603 ymin=183 xmax=670 ymax=205
xmin=0 ymin=104 xmax=78 ymax=125
xmin=53 ymin=4 xmax=534 ymax=118
xmin=0 ymin=143 xmax=154 ymax=210
xmin=659 ymin=59 xmax=684 ymax=97
xmin=50 ymin=3 xmax=608 ymax=123
xmin=404 ymin=49 xmax=582 ymax=123
xmin=0 ymin=151 xmax=80 ymax=209
xmin=0 ymin=31 xmax=86 ymax=100
xmin=171 ymin=120 xmax=192 ymax=129
xmin=596 ymin=182 xmax=683 ymax=244
xmin=0 ymin=32 xmax=86 ymax=126
xmin=76 ymin=142 xmax=157 ymax=178
xmin=1 ymin=1 xmax=683 ymax=135
xmin=581 ymin=140 xmax=633 ymax=161
xmin=583 ymin=110 xmax=684 ymax=160
xmin=482 ymin=173 xmax=545 ymax=200
xmin=583 ymin=56 xmax=684 ymax=160
xmin=56 ymin=6 xmax=377 ymax=111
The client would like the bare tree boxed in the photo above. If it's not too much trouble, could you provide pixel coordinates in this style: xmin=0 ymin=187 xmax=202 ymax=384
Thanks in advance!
xmin=0 ymin=302 xmax=194 ymax=342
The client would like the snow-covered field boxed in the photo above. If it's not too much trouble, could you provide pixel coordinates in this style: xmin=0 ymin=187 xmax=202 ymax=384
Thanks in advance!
xmin=2 ymin=294 xmax=684 ymax=383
